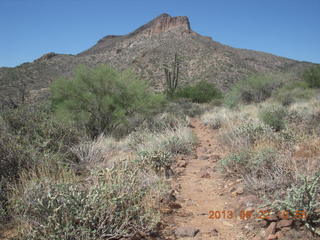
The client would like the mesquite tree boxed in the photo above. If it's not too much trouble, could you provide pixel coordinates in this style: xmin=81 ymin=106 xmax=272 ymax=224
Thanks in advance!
xmin=163 ymin=53 xmax=181 ymax=97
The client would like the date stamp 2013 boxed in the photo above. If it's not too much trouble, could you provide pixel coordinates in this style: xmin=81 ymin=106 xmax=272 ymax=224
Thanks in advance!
xmin=208 ymin=209 xmax=307 ymax=220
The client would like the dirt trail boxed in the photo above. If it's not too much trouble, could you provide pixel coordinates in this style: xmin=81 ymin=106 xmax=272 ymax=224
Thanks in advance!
xmin=170 ymin=118 xmax=249 ymax=240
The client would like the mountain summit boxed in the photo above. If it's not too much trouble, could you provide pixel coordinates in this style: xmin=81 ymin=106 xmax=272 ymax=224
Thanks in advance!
xmin=131 ymin=13 xmax=191 ymax=36
xmin=0 ymin=14 xmax=316 ymax=107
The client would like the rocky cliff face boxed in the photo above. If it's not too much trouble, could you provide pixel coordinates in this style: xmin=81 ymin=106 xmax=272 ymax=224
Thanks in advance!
xmin=0 ymin=13 xmax=316 ymax=108
xmin=138 ymin=13 xmax=191 ymax=35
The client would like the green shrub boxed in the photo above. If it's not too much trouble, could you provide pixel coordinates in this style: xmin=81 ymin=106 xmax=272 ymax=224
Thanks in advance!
xmin=219 ymin=150 xmax=250 ymax=174
xmin=232 ymin=120 xmax=272 ymax=145
xmin=220 ymin=148 xmax=277 ymax=175
xmin=132 ymin=125 xmax=196 ymax=176
xmin=139 ymin=112 xmax=187 ymax=132
xmin=2 ymin=104 xmax=84 ymax=155
xmin=303 ymin=66 xmax=320 ymax=88
xmin=271 ymin=172 xmax=320 ymax=234
xmin=175 ymin=80 xmax=222 ymax=103
xmin=273 ymin=81 xmax=314 ymax=106
xmin=201 ymin=109 xmax=230 ymax=130
xmin=51 ymin=65 xmax=165 ymax=137
xmin=220 ymin=148 xmax=292 ymax=194
xmin=11 ymin=160 xmax=165 ymax=240
xmin=138 ymin=149 xmax=173 ymax=176
xmin=0 ymin=132 xmax=34 ymax=224
xmin=225 ymin=74 xmax=283 ymax=107
xmin=259 ymin=104 xmax=287 ymax=131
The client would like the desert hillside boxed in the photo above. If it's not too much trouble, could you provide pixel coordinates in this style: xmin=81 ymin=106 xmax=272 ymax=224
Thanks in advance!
xmin=0 ymin=13 xmax=316 ymax=108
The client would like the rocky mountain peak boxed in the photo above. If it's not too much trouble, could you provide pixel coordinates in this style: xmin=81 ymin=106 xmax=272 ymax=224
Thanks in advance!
xmin=130 ymin=13 xmax=191 ymax=36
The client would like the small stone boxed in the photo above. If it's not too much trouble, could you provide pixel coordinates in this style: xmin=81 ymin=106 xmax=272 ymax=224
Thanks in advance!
xmin=231 ymin=185 xmax=244 ymax=196
xmin=275 ymin=231 xmax=284 ymax=238
xmin=265 ymin=222 xmax=277 ymax=237
xmin=175 ymin=168 xmax=184 ymax=175
xmin=222 ymin=221 xmax=234 ymax=227
xmin=160 ymin=207 xmax=173 ymax=214
xmin=174 ymin=226 xmax=200 ymax=237
xmin=239 ymin=195 xmax=260 ymax=207
xmin=177 ymin=161 xmax=187 ymax=168
xmin=244 ymin=224 xmax=254 ymax=231
xmin=209 ymin=228 xmax=219 ymax=236
xmin=267 ymin=234 xmax=278 ymax=240
xmin=277 ymin=219 xmax=293 ymax=228
xmin=256 ymin=219 xmax=268 ymax=227
xmin=211 ymin=154 xmax=221 ymax=161
xmin=199 ymin=171 xmax=211 ymax=178
xmin=235 ymin=185 xmax=244 ymax=194
xmin=281 ymin=227 xmax=291 ymax=232
xmin=168 ymin=202 xmax=182 ymax=209
xmin=252 ymin=236 xmax=264 ymax=240
xmin=199 ymin=155 xmax=210 ymax=160
xmin=177 ymin=211 xmax=193 ymax=217
xmin=259 ymin=229 xmax=267 ymax=238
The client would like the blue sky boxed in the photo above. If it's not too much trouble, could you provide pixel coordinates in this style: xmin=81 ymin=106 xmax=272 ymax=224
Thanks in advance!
xmin=1 ymin=0 xmax=319 ymax=67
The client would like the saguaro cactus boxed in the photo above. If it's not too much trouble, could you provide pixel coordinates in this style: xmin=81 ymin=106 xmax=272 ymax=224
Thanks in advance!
xmin=163 ymin=53 xmax=181 ymax=97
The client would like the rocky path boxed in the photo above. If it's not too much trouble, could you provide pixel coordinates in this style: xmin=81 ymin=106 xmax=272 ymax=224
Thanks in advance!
xmin=168 ymin=118 xmax=250 ymax=240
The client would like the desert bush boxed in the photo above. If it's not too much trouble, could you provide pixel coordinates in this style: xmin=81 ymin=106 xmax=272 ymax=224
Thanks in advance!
xmin=271 ymin=172 xmax=320 ymax=234
xmin=133 ymin=125 xmax=196 ymax=155
xmin=220 ymin=148 xmax=292 ymax=194
xmin=10 ymin=159 xmax=166 ymax=240
xmin=71 ymin=135 xmax=116 ymax=164
xmin=273 ymin=81 xmax=314 ymax=106
xmin=219 ymin=150 xmax=250 ymax=174
xmin=51 ymin=65 xmax=165 ymax=137
xmin=0 ymin=133 xmax=33 ymax=182
xmin=138 ymin=149 xmax=173 ymax=177
xmin=132 ymin=125 xmax=196 ymax=175
xmin=0 ymin=180 xmax=7 ymax=223
xmin=175 ymin=80 xmax=223 ymax=103
xmin=222 ymin=119 xmax=273 ymax=149
xmin=201 ymin=111 xmax=222 ymax=129
xmin=225 ymin=74 xmax=283 ymax=107
xmin=2 ymin=104 xmax=84 ymax=155
xmin=166 ymin=98 xmax=206 ymax=117
xmin=259 ymin=104 xmax=287 ymax=131
xmin=139 ymin=112 xmax=187 ymax=132
xmin=303 ymin=66 xmax=320 ymax=88
xmin=0 ymin=132 xmax=35 ymax=223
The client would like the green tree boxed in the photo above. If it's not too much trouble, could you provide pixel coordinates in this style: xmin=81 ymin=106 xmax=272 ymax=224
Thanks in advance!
xmin=303 ymin=66 xmax=320 ymax=88
xmin=51 ymin=65 xmax=165 ymax=137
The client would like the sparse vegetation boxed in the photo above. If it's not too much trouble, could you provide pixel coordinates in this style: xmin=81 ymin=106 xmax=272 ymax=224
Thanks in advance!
xmin=273 ymin=81 xmax=314 ymax=106
xmin=131 ymin=122 xmax=196 ymax=176
xmin=224 ymin=74 xmax=283 ymax=107
xmin=1 ymin=13 xmax=320 ymax=240
xmin=10 ymin=159 xmax=166 ymax=240
xmin=201 ymin=86 xmax=320 ymax=236
xmin=0 ymin=67 xmax=198 ymax=238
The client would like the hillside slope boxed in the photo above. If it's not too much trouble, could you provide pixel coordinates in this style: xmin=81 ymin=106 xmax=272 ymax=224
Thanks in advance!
xmin=0 ymin=13 xmax=315 ymax=107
